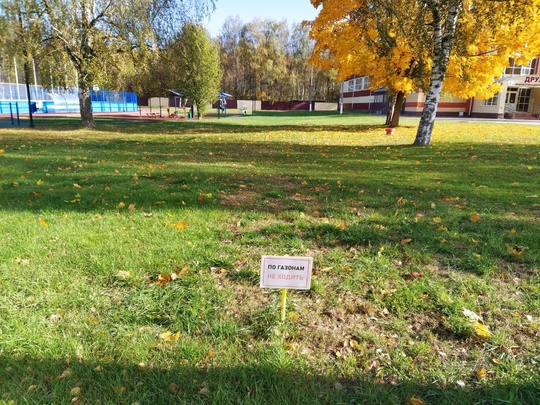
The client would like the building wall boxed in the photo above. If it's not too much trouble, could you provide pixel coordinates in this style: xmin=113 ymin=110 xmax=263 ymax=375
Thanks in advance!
xmin=314 ymin=102 xmax=338 ymax=111
xmin=341 ymin=59 xmax=540 ymax=119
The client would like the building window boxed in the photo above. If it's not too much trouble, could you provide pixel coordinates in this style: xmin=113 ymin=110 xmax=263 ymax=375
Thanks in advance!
xmin=346 ymin=76 xmax=370 ymax=92
xmin=483 ymin=93 xmax=499 ymax=106
xmin=505 ymin=58 xmax=536 ymax=75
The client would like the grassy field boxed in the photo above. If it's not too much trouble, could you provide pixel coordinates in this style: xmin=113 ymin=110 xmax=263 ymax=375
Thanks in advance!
xmin=0 ymin=112 xmax=539 ymax=404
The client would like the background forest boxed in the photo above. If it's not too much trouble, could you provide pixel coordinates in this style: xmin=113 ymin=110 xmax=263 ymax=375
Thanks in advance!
xmin=0 ymin=9 xmax=339 ymax=104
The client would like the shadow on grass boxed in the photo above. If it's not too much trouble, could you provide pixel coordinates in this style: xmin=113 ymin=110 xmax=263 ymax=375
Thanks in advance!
xmin=0 ymin=135 xmax=537 ymax=213
xmin=1 ymin=356 xmax=538 ymax=404
xmin=1 ymin=133 xmax=538 ymax=270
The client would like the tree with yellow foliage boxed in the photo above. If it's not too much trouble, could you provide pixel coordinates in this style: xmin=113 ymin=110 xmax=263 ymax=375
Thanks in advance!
xmin=309 ymin=0 xmax=540 ymax=145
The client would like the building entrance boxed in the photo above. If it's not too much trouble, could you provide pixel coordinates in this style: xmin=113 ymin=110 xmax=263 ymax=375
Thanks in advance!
xmin=506 ymin=87 xmax=531 ymax=112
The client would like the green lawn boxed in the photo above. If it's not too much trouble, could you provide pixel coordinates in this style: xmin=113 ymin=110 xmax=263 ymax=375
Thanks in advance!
xmin=1 ymin=112 xmax=539 ymax=404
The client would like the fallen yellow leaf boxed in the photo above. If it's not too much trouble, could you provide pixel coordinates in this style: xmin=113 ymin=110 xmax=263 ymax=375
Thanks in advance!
xmin=116 ymin=271 xmax=131 ymax=279
xmin=159 ymin=331 xmax=180 ymax=342
xmin=432 ymin=217 xmax=442 ymax=224
xmin=154 ymin=274 xmax=172 ymax=286
xmin=470 ymin=213 xmax=481 ymax=223
xmin=407 ymin=397 xmax=424 ymax=405
xmin=472 ymin=321 xmax=492 ymax=338
xmin=476 ymin=367 xmax=487 ymax=380
xmin=177 ymin=265 xmax=189 ymax=278
xmin=175 ymin=221 xmax=188 ymax=230
xmin=396 ymin=197 xmax=407 ymax=205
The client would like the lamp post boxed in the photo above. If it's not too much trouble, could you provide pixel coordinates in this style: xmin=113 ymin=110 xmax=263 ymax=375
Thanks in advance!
xmin=24 ymin=61 xmax=34 ymax=127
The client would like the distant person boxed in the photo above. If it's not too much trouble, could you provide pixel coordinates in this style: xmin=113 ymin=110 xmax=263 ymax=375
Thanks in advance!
xmin=220 ymin=98 xmax=226 ymax=114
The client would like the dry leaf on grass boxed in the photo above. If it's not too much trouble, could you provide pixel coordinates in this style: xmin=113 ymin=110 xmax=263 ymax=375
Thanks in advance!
xmin=159 ymin=331 xmax=180 ymax=342
xmin=403 ymin=271 xmax=424 ymax=280
xmin=472 ymin=321 xmax=493 ymax=338
xmin=407 ymin=397 xmax=424 ymax=405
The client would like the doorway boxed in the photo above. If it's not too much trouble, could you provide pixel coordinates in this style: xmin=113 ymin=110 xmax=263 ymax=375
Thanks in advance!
xmin=506 ymin=87 xmax=531 ymax=112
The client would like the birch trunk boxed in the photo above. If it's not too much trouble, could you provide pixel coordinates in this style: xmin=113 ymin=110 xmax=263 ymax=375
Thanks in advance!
xmin=414 ymin=1 xmax=462 ymax=146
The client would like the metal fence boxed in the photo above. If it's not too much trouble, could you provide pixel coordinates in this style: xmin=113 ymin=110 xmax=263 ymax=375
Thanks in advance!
xmin=0 ymin=83 xmax=138 ymax=113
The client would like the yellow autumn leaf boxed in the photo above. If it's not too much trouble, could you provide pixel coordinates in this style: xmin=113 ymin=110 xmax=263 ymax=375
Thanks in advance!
xmin=432 ymin=217 xmax=442 ymax=224
xmin=396 ymin=197 xmax=407 ymax=205
xmin=39 ymin=218 xmax=48 ymax=227
xmin=407 ymin=397 xmax=424 ymax=405
xmin=116 ymin=271 xmax=131 ymax=279
xmin=472 ymin=321 xmax=492 ymax=338
xmin=175 ymin=221 xmax=188 ymax=230
xmin=154 ymin=274 xmax=172 ymax=286
xmin=36 ymin=179 xmax=45 ymax=186
xmin=73 ymin=183 xmax=82 ymax=189
xmin=128 ymin=204 xmax=136 ymax=212
xmin=0 ymin=149 xmax=4 ymax=153
xmin=400 ymin=238 xmax=412 ymax=245
xmin=177 ymin=265 xmax=189 ymax=278
xmin=470 ymin=213 xmax=481 ymax=223
xmin=117 ymin=202 xmax=126 ymax=209
xmin=159 ymin=331 xmax=180 ymax=342
xmin=476 ymin=367 xmax=487 ymax=380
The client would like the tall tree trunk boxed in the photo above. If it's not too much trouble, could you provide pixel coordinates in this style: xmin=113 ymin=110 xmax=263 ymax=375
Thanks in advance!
xmin=390 ymin=91 xmax=405 ymax=127
xmin=78 ymin=79 xmax=95 ymax=128
xmin=414 ymin=1 xmax=461 ymax=146
xmin=387 ymin=91 xmax=405 ymax=127
xmin=386 ymin=93 xmax=396 ymax=126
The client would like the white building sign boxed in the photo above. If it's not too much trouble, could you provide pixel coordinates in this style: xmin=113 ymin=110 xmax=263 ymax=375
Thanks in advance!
xmin=260 ymin=256 xmax=313 ymax=290
xmin=507 ymin=75 xmax=540 ymax=88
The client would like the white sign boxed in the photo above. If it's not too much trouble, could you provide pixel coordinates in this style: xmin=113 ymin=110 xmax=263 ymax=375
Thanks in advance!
xmin=260 ymin=256 xmax=313 ymax=290
xmin=505 ymin=75 xmax=540 ymax=88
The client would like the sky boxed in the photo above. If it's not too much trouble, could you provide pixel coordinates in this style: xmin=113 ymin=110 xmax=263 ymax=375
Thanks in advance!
xmin=203 ymin=0 xmax=320 ymax=37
